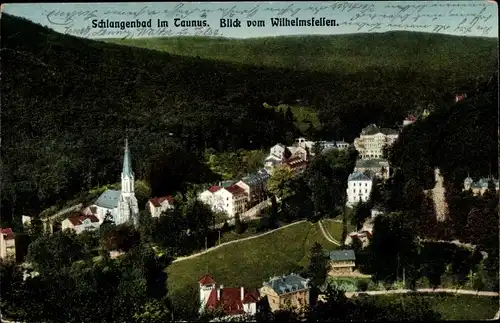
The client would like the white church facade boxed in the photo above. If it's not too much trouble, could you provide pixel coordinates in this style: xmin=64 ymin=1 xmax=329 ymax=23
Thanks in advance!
xmin=91 ymin=139 xmax=140 ymax=226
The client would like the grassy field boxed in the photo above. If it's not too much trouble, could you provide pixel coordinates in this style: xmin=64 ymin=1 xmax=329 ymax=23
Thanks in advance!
xmin=322 ymin=219 xmax=355 ymax=241
xmin=263 ymin=103 xmax=322 ymax=133
xmin=167 ymin=221 xmax=339 ymax=297
xmin=371 ymin=293 xmax=499 ymax=320
xmin=103 ymin=33 xmax=498 ymax=76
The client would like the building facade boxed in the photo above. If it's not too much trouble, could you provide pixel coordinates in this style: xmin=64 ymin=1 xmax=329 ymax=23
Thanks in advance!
xmin=147 ymin=196 xmax=175 ymax=217
xmin=199 ymin=185 xmax=247 ymax=219
xmin=91 ymin=139 xmax=139 ymax=226
xmin=346 ymin=172 xmax=373 ymax=206
xmin=353 ymin=124 xmax=399 ymax=159
xmin=259 ymin=274 xmax=310 ymax=312
xmin=327 ymin=250 xmax=356 ymax=276
xmin=354 ymin=159 xmax=390 ymax=179
xmin=0 ymin=228 xmax=15 ymax=260
xmin=235 ymin=169 xmax=270 ymax=205
xmin=463 ymin=176 xmax=500 ymax=195
xmin=61 ymin=213 xmax=100 ymax=234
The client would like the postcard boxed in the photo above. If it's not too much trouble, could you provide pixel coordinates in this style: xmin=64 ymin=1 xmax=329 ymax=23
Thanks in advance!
xmin=1 ymin=1 xmax=498 ymax=322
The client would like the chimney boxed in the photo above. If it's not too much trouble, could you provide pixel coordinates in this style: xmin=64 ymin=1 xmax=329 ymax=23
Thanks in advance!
xmin=217 ymin=285 xmax=223 ymax=301
xmin=241 ymin=286 xmax=245 ymax=301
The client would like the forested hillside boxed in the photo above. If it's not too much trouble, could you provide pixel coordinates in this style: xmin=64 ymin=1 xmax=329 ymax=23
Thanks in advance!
xmin=1 ymin=13 xmax=498 ymax=223
xmin=105 ymin=33 xmax=498 ymax=75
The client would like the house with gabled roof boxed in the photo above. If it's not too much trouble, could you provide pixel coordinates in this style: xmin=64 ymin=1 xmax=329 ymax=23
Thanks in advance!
xmin=199 ymin=274 xmax=260 ymax=319
xmin=259 ymin=273 xmax=310 ymax=312
xmin=346 ymin=172 xmax=373 ymax=207
xmin=235 ymin=169 xmax=270 ymax=205
xmin=0 ymin=228 xmax=16 ymax=260
xmin=61 ymin=213 xmax=100 ymax=234
xmin=199 ymin=184 xmax=247 ymax=219
xmin=327 ymin=250 xmax=356 ymax=276
xmin=147 ymin=195 xmax=174 ymax=217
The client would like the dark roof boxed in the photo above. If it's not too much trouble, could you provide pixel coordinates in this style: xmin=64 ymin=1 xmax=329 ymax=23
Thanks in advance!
xmin=225 ymin=185 xmax=246 ymax=195
xmin=149 ymin=195 xmax=174 ymax=207
xmin=361 ymin=124 xmax=398 ymax=136
xmin=67 ymin=214 xmax=99 ymax=226
xmin=329 ymin=250 xmax=356 ymax=261
xmin=263 ymin=273 xmax=309 ymax=295
xmin=208 ymin=186 xmax=222 ymax=193
xmin=0 ymin=228 xmax=15 ymax=240
xmin=348 ymin=172 xmax=372 ymax=181
xmin=355 ymin=159 xmax=389 ymax=168
xmin=205 ymin=287 xmax=259 ymax=316
xmin=199 ymin=274 xmax=216 ymax=285
xmin=95 ymin=189 xmax=121 ymax=209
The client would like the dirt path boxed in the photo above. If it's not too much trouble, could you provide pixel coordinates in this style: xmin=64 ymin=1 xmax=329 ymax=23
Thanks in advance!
xmin=172 ymin=220 xmax=307 ymax=263
xmin=345 ymin=288 xmax=499 ymax=298
xmin=318 ymin=220 xmax=341 ymax=246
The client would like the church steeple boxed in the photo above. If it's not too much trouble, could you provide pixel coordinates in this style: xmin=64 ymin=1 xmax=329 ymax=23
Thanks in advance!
xmin=122 ymin=138 xmax=132 ymax=176
xmin=121 ymin=138 xmax=134 ymax=195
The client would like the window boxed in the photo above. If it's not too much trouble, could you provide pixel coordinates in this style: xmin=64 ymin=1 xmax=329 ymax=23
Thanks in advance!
xmin=353 ymin=189 xmax=356 ymax=193
xmin=365 ymin=183 xmax=367 ymax=186
xmin=365 ymin=189 xmax=367 ymax=193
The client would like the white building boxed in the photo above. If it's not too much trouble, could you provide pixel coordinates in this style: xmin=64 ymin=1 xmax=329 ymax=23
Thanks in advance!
xmin=91 ymin=139 xmax=139 ymax=226
xmin=353 ymin=124 xmax=399 ymax=159
xmin=346 ymin=172 xmax=373 ymax=207
xmin=0 ymin=228 xmax=15 ymax=260
xmin=403 ymin=115 xmax=417 ymax=127
xmin=61 ymin=213 xmax=100 ymax=234
xmin=199 ymin=185 xmax=247 ymax=219
xmin=147 ymin=196 xmax=175 ymax=217
xmin=294 ymin=137 xmax=315 ymax=151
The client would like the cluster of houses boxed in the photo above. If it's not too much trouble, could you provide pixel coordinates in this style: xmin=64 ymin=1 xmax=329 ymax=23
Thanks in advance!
xmin=198 ymin=250 xmax=357 ymax=319
xmin=197 ymin=137 xmax=349 ymax=220
xmin=463 ymin=176 xmax=500 ymax=195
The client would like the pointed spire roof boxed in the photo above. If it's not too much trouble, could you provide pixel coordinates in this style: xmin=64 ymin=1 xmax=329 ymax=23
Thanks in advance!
xmin=122 ymin=138 xmax=132 ymax=176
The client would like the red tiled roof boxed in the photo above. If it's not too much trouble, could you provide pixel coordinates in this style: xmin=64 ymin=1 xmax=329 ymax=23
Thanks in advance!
xmin=67 ymin=214 xmax=99 ymax=226
xmin=205 ymin=287 xmax=259 ymax=316
xmin=199 ymin=274 xmax=217 ymax=285
xmin=0 ymin=228 xmax=15 ymax=240
xmin=149 ymin=195 xmax=174 ymax=207
xmin=406 ymin=115 xmax=417 ymax=122
xmin=225 ymin=185 xmax=246 ymax=195
xmin=208 ymin=186 xmax=222 ymax=193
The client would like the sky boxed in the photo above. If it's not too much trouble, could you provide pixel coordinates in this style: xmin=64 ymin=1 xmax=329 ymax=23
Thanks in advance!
xmin=2 ymin=1 xmax=498 ymax=39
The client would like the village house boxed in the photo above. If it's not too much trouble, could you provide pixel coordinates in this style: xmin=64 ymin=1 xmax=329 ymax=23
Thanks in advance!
xmin=259 ymin=273 xmax=310 ymax=313
xmin=199 ymin=184 xmax=247 ymax=219
xmin=403 ymin=115 xmax=417 ymax=127
xmin=147 ymin=195 xmax=174 ymax=217
xmin=327 ymin=250 xmax=356 ymax=276
xmin=287 ymin=146 xmax=309 ymax=161
xmin=61 ymin=213 xmax=100 ymax=234
xmin=346 ymin=172 xmax=373 ymax=207
xmin=354 ymin=159 xmax=390 ymax=179
xmin=353 ymin=124 xmax=399 ymax=159
xmin=283 ymin=156 xmax=308 ymax=174
xmin=455 ymin=93 xmax=467 ymax=102
xmin=90 ymin=139 xmax=139 ymax=226
xmin=463 ymin=176 xmax=500 ymax=195
xmin=294 ymin=137 xmax=315 ymax=151
xmin=0 ymin=228 xmax=16 ymax=260
xmin=235 ymin=169 xmax=270 ymax=206
xmin=199 ymin=274 xmax=260 ymax=318
xmin=264 ymin=143 xmax=286 ymax=172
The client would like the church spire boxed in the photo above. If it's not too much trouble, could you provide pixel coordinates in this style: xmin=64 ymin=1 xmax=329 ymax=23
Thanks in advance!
xmin=122 ymin=138 xmax=132 ymax=176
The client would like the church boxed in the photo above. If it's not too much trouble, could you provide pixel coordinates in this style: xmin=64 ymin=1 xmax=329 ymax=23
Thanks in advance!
xmin=92 ymin=139 xmax=139 ymax=226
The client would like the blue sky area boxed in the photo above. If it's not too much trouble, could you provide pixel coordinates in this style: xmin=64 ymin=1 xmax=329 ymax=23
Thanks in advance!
xmin=2 ymin=1 xmax=498 ymax=38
